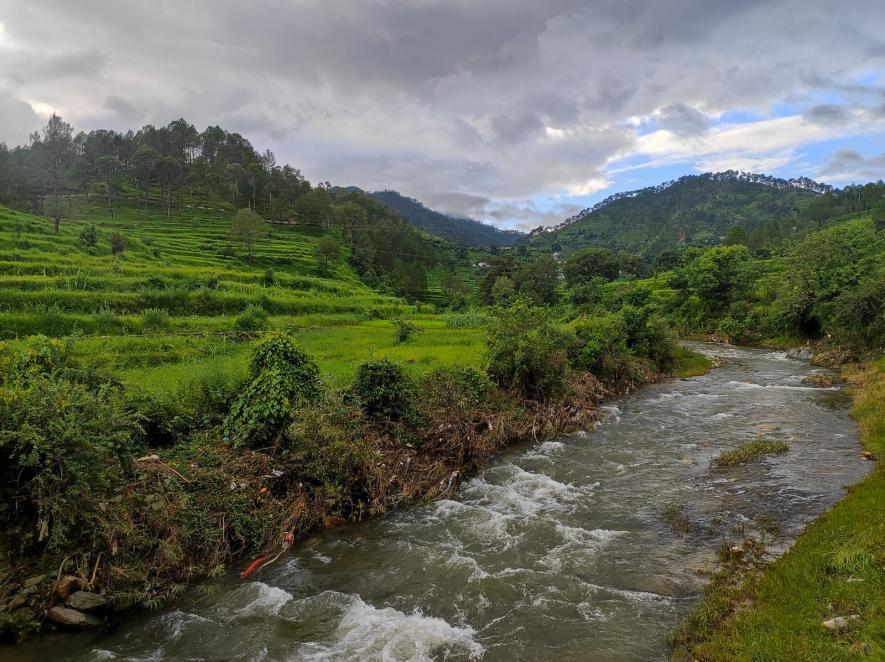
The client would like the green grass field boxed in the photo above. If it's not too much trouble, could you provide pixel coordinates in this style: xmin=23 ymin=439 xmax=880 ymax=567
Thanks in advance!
xmin=0 ymin=203 xmax=485 ymax=396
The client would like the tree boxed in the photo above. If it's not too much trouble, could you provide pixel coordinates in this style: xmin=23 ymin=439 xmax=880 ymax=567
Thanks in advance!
xmin=40 ymin=114 xmax=74 ymax=232
xmin=110 ymin=232 xmax=126 ymax=255
xmin=724 ymin=224 xmax=748 ymax=246
xmin=563 ymin=247 xmax=620 ymax=286
xmin=314 ymin=235 xmax=340 ymax=275
xmin=131 ymin=144 xmax=158 ymax=217
xmin=516 ymin=254 xmax=559 ymax=306
xmin=230 ymin=208 xmax=266 ymax=261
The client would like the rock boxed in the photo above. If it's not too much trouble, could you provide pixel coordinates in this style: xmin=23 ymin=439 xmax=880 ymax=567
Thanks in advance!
xmin=862 ymin=451 xmax=877 ymax=462
xmin=8 ymin=593 xmax=28 ymax=610
xmin=786 ymin=347 xmax=813 ymax=360
xmin=66 ymin=591 xmax=108 ymax=613
xmin=822 ymin=615 xmax=858 ymax=630
xmin=801 ymin=374 xmax=839 ymax=387
xmin=47 ymin=606 xmax=103 ymax=629
xmin=22 ymin=574 xmax=45 ymax=588
xmin=56 ymin=575 xmax=84 ymax=600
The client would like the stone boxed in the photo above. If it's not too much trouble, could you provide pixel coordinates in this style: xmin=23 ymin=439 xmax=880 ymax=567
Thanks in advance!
xmin=822 ymin=615 xmax=858 ymax=630
xmin=801 ymin=374 xmax=839 ymax=387
xmin=56 ymin=575 xmax=84 ymax=600
xmin=8 ymin=593 xmax=28 ymax=610
xmin=21 ymin=574 xmax=45 ymax=588
xmin=47 ymin=606 xmax=103 ymax=629
xmin=66 ymin=590 xmax=108 ymax=613
xmin=786 ymin=347 xmax=813 ymax=360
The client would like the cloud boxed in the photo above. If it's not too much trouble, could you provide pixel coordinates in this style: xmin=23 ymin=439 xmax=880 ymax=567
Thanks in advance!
xmin=819 ymin=149 xmax=885 ymax=182
xmin=0 ymin=0 xmax=883 ymax=228
xmin=0 ymin=89 xmax=39 ymax=145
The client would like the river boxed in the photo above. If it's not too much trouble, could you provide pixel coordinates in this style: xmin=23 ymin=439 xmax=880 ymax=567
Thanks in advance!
xmin=10 ymin=343 xmax=869 ymax=661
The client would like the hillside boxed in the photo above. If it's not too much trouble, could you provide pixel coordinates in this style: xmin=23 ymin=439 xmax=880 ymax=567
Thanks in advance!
xmin=369 ymin=189 xmax=522 ymax=248
xmin=528 ymin=172 xmax=822 ymax=257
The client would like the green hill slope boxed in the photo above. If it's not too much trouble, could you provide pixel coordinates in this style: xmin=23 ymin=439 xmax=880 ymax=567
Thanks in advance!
xmin=369 ymin=189 xmax=522 ymax=248
xmin=528 ymin=172 xmax=822 ymax=257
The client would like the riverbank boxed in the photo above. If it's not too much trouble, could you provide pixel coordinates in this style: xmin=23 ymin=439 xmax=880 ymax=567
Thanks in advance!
xmin=1 ymin=342 xmax=706 ymax=644
xmin=671 ymin=355 xmax=884 ymax=661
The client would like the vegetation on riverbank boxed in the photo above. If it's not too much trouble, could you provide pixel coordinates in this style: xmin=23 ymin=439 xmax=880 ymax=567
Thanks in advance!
xmin=671 ymin=357 xmax=885 ymax=660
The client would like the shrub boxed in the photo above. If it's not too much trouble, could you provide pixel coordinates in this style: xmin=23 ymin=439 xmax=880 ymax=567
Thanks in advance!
xmin=224 ymin=333 xmax=321 ymax=447
xmin=419 ymin=366 xmax=492 ymax=413
xmin=233 ymin=304 xmax=269 ymax=334
xmin=712 ymin=439 xmax=789 ymax=469
xmin=141 ymin=307 xmax=171 ymax=332
xmin=393 ymin=318 xmax=419 ymax=343
xmin=351 ymin=358 xmax=416 ymax=423
xmin=79 ymin=224 xmax=97 ymax=249
xmin=486 ymin=300 xmax=572 ymax=400
xmin=0 ymin=363 xmax=138 ymax=552
xmin=261 ymin=269 xmax=277 ymax=287
xmin=110 ymin=232 xmax=127 ymax=255
xmin=568 ymin=312 xmax=628 ymax=373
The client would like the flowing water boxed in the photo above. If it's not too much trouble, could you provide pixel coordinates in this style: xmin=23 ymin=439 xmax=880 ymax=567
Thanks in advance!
xmin=10 ymin=344 xmax=869 ymax=661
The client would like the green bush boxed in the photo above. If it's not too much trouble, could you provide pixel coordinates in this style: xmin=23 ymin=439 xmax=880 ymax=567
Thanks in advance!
xmin=224 ymin=333 xmax=321 ymax=447
xmin=0 ymin=352 xmax=139 ymax=552
xmin=79 ymin=224 xmax=97 ymax=249
xmin=486 ymin=300 xmax=572 ymax=400
xmin=141 ymin=307 xmax=171 ymax=332
xmin=568 ymin=312 xmax=628 ymax=373
xmin=351 ymin=358 xmax=416 ymax=423
xmin=393 ymin=318 xmax=419 ymax=343
xmin=110 ymin=232 xmax=127 ymax=255
xmin=419 ymin=366 xmax=492 ymax=413
xmin=233 ymin=304 xmax=269 ymax=334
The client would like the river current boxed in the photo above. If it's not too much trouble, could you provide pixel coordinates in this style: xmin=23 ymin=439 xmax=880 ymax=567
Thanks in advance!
xmin=11 ymin=343 xmax=869 ymax=661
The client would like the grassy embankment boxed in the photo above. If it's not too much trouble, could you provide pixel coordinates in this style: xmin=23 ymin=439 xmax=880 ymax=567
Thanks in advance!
xmin=672 ymin=357 xmax=885 ymax=660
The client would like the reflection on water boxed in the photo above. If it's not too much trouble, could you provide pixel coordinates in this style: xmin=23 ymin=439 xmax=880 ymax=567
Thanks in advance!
xmin=10 ymin=344 xmax=868 ymax=661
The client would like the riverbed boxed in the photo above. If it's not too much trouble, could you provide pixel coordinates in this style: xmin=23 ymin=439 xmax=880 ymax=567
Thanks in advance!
xmin=10 ymin=343 xmax=869 ymax=661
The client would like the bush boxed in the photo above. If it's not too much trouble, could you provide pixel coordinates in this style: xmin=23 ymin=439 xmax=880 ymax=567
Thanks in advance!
xmin=419 ymin=366 xmax=492 ymax=413
xmin=261 ymin=269 xmax=277 ymax=287
xmin=351 ymin=358 xmax=416 ymax=423
xmin=110 ymin=232 xmax=127 ymax=255
xmin=79 ymin=224 xmax=97 ymax=249
xmin=486 ymin=301 xmax=572 ymax=400
xmin=567 ymin=312 xmax=628 ymax=373
xmin=233 ymin=304 xmax=269 ymax=334
xmin=141 ymin=307 xmax=171 ymax=332
xmin=393 ymin=318 xmax=419 ymax=343
xmin=224 ymin=333 xmax=321 ymax=447
xmin=0 ymin=352 xmax=139 ymax=552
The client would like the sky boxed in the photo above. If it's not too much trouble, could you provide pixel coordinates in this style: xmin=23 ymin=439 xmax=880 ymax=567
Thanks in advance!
xmin=0 ymin=0 xmax=884 ymax=231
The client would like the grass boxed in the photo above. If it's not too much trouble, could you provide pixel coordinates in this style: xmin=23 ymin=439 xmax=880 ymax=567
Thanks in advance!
xmin=711 ymin=439 xmax=790 ymax=469
xmin=0 ymin=203 xmax=485 ymax=396
xmin=673 ymin=357 xmax=885 ymax=660
xmin=673 ymin=345 xmax=715 ymax=377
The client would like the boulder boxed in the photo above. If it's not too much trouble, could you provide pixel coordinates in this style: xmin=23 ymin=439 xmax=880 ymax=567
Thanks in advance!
xmin=47 ymin=606 xmax=103 ymax=629
xmin=786 ymin=347 xmax=813 ymax=360
xmin=8 ymin=593 xmax=28 ymax=610
xmin=801 ymin=374 xmax=840 ymax=387
xmin=66 ymin=591 xmax=108 ymax=613
xmin=21 ymin=574 xmax=45 ymax=588
xmin=56 ymin=575 xmax=84 ymax=600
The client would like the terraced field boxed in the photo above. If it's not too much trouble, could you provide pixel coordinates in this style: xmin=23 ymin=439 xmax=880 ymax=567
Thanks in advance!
xmin=0 ymin=203 xmax=485 ymax=398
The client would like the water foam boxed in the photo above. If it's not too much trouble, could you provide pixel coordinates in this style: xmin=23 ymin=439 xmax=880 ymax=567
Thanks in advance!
xmin=297 ymin=592 xmax=484 ymax=661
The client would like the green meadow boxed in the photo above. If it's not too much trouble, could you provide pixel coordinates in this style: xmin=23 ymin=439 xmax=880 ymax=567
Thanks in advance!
xmin=0 ymin=203 xmax=485 ymax=397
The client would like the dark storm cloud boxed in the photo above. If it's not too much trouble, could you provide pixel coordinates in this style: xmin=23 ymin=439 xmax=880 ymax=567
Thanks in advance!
xmin=0 ymin=0 xmax=883 ymax=227
xmin=820 ymin=149 xmax=885 ymax=181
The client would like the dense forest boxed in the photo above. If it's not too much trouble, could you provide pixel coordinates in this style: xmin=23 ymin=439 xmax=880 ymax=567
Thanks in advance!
xmin=528 ymin=172 xmax=885 ymax=257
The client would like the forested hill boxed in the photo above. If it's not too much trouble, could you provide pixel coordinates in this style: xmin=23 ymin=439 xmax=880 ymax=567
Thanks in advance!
xmin=528 ymin=172 xmax=828 ymax=257
xmin=369 ymin=189 xmax=523 ymax=248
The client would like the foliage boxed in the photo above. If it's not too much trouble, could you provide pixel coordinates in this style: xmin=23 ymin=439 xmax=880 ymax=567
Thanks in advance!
xmin=350 ymin=358 xmax=416 ymax=423
xmin=712 ymin=439 xmax=789 ymax=469
xmin=418 ymin=366 xmax=493 ymax=413
xmin=79 ymin=223 xmax=97 ymax=249
xmin=314 ymin=235 xmax=340 ymax=275
xmin=393 ymin=318 xmax=419 ymax=343
xmin=516 ymin=254 xmax=560 ymax=306
xmin=230 ymin=208 xmax=266 ymax=259
xmin=110 ymin=231 xmax=126 ymax=255
xmin=486 ymin=300 xmax=572 ymax=399
xmin=233 ymin=304 xmax=269 ymax=333
xmin=141 ymin=307 xmax=171 ymax=331
xmin=563 ymin=247 xmax=621 ymax=285
xmin=224 ymin=333 xmax=321 ymax=447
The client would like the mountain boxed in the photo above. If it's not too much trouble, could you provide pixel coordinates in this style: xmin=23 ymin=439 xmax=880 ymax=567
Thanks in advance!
xmin=528 ymin=171 xmax=826 ymax=257
xmin=369 ymin=190 xmax=523 ymax=248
